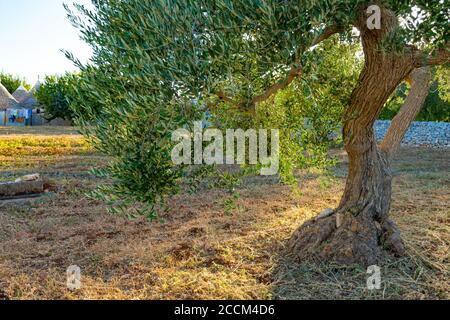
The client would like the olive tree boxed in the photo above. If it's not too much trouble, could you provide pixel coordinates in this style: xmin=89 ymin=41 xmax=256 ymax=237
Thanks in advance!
xmin=67 ymin=0 xmax=449 ymax=265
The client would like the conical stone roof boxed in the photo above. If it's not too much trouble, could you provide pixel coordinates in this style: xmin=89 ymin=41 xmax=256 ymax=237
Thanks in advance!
xmin=0 ymin=83 xmax=20 ymax=109
xmin=12 ymin=85 xmax=29 ymax=103
xmin=21 ymin=93 xmax=38 ymax=108
xmin=30 ymin=80 xmax=41 ymax=94
xmin=18 ymin=80 xmax=42 ymax=109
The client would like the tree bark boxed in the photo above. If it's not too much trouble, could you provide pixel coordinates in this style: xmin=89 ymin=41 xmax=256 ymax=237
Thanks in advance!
xmin=380 ymin=67 xmax=432 ymax=157
xmin=287 ymin=6 xmax=433 ymax=266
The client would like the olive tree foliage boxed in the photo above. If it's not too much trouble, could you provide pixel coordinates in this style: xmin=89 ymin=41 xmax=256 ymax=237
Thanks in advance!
xmin=66 ymin=0 xmax=448 ymax=219
xmin=208 ymin=38 xmax=362 ymax=183
xmin=435 ymin=66 xmax=450 ymax=103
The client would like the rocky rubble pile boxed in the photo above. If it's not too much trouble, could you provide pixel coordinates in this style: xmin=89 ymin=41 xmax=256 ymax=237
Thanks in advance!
xmin=375 ymin=120 xmax=450 ymax=148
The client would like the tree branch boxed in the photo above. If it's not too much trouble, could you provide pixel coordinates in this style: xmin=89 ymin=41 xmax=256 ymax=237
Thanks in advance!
xmin=206 ymin=90 xmax=250 ymax=114
xmin=216 ymin=91 xmax=240 ymax=106
xmin=250 ymin=25 xmax=343 ymax=106
xmin=311 ymin=25 xmax=344 ymax=46
xmin=211 ymin=25 xmax=343 ymax=112
xmin=251 ymin=65 xmax=303 ymax=105
xmin=379 ymin=67 xmax=432 ymax=158
xmin=415 ymin=44 xmax=450 ymax=67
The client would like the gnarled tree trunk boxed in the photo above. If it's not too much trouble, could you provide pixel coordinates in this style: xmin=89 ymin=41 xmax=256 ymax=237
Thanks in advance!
xmin=287 ymin=7 xmax=433 ymax=266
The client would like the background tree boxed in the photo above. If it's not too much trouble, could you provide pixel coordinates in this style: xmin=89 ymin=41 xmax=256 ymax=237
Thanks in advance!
xmin=35 ymin=74 xmax=77 ymax=121
xmin=67 ymin=0 xmax=449 ymax=266
xmin=0 ymin=72 xmax=30 ymax=94
xmin=435 ymin=65 xmax=450 ymax=104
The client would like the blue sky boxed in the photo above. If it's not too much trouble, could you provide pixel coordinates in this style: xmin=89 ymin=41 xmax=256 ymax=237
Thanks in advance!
xmin=0 ymin=0 xmax=92 ymax=85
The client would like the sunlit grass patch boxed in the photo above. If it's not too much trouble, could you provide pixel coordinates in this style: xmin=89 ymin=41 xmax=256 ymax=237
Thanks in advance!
xmin=0 ymin=135 xmax=92 ymax=156
xmin=0 ymin=128 xmax=100 ymax=172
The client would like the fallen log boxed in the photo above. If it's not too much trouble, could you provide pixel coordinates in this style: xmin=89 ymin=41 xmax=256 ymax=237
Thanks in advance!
xmin=0 ymin=180 xmax=44 ymax=197
xmin=0 ymin=192 xmax=46 ymax=201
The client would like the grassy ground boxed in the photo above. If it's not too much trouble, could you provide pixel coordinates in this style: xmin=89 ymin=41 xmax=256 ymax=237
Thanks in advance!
xmin=0 ymin=126 xmax=80 ymax=136
xmin=0 ymin=127 xmax=448 ymax=300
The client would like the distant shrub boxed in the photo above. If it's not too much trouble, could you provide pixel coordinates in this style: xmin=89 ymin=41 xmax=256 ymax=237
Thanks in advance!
xmin=35 ymin=73 xmax=78 ymax=121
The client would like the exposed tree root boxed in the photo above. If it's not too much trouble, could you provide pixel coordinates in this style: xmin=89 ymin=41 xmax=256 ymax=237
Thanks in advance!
xmin=287 ymin=210 xmax=406 ymax=267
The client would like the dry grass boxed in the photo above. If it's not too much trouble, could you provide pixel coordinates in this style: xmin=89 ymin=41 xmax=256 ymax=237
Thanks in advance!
xmin=0 ymin=129 xmax=96 ymax=181
xmin=0 ymin=127 xmax=448 ymax=300
xmin=0 ymin=126 xmax=80 ymax=136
